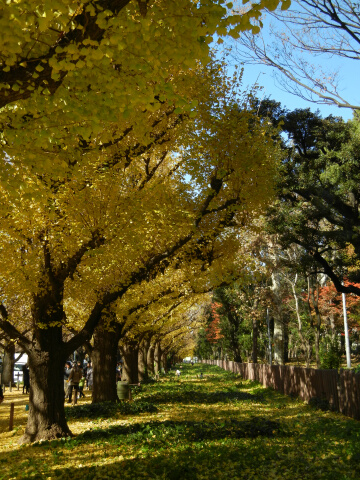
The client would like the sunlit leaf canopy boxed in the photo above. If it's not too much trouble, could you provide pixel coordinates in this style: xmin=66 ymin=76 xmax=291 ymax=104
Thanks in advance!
xmin=0 ymin=0 xmax=287 ymax=169
xmin=0 ymin=59 xmax=280 ymax=336
xmin=0 ymin=0 xmax=287 ymax=349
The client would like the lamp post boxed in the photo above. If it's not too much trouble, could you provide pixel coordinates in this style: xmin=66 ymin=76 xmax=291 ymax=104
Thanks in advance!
xmin=342 ymin=291 xmax=351 ymax=368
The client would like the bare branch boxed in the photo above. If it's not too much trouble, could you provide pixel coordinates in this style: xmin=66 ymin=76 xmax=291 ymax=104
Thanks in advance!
xmin=232 ymin=0 xmax=360 ymax=110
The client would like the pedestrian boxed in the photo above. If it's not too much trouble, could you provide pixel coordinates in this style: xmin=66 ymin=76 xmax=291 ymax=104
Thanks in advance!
xmin=116 ymin=362 xmax=121 ymax=380
xmin=78 ymin=375 xmax=86 ymax=398
xmin=83 ymin=360 xmax=88 ymax=380
xmin=64 ymin=361 xmax=72 ymax=397
xmin=0 ymin=384 xmax=3 ymax=404
xmin=22 ymin=364 xmax=30 ymax=394
xmin=67 ymin=362 xmax=82 ymax=403
xmin=77 ymin=360 xmax=84 ymax=383
xmin=86 ymin=361 xmax=93 ymax=390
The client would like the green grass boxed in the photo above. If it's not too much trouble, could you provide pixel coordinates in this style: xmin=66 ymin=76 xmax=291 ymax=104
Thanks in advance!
xmin=1 ymin=363 xmax=360 ymax=479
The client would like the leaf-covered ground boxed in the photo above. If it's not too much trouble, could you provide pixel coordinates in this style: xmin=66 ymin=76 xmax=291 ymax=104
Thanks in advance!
xmin=0 ymin=364 xmax=360 ymax=479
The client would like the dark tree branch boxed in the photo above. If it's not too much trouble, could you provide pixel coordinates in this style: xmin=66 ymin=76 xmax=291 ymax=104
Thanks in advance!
xmin=0 ymin=303 xmax=31 ymax=349
xmin=64 ymin=179 xmax=239 ymax=354
xmin=0 ymin=0 xmax=132 ymax=108
xmin=310 ymin=250 xmax=360 ymax=295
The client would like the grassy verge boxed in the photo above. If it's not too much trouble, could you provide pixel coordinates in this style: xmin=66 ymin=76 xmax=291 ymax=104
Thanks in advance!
xmin=0 ymin=363 xmax=360 ymax=479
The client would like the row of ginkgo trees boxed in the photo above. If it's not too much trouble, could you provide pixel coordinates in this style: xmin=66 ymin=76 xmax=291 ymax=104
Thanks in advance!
xmin=0 ymin=66 xmax=280 ymax=444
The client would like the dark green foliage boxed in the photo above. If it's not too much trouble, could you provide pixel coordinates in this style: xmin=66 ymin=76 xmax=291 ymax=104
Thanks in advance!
xmin=267 ymin=109 xmax=360 ymax=295
xmin=319 ymin=337 xmax=342 ymax=370
xmin=308 ymin=396 xmax=332 ymax=412
xmin=194 ymin=327 xmax=214 ymax=360
xmin=72 ymin=417 xmax=288 ymax=446
xmin=64 ymin=400 xmax=158 ymax=420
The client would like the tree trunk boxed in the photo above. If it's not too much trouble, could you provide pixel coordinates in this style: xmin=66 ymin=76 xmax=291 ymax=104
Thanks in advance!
xmin=147 ymin=344 xmax=155 ymax=375
xmin=290 ymin=275 xmax=311 ymax=366
xmin=227 ymin=310 xmax=242 ymax=363
xmin=309 ymin=275 xmax=322 ymax=368
xmin=273 ymin=315 xmax=284 ymax=365
xmin=330 ymin=312 xmax=336 ymax=340
xmin=138 ymin=339 xmax=147 ymax=382
xmin=271 ymin=270 xmax=285 ymax=365
xmin=21 ymin=327 xmax=71 ymax=443
xmin=251 ymin=298 xmax=259 ymax=363
xmin=252 ymin=318 xmax=258 ymax=363
xmin=161 ymin=352 xmax=167 ymax=372
xmin=120 ymin=341 xmax=139 ymax=384
xmin=154 ymin=342 xmax=162 ymax=374
xmin=92 ymin=319 xmax=122 ymax=403
xmin=2 ymin=341 xmax=15 ymax=385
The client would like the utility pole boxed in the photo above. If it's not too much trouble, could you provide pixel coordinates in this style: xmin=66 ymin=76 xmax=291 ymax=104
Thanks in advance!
xmin=342 ymin=292 xmax=351 ymax=368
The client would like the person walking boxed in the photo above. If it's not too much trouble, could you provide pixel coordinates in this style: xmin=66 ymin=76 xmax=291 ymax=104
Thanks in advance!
xmin=64 ymin=361 xmax=72 ymax=398
xmin=78 ymin=375 xmax=86 ymax=398
xmin=22 ymin=364 xmax=30 ymax=394
xmin=86 ymin=362 xmax=93 ymax=391
xmin=67 ymin=363 xmax=82 ymax=403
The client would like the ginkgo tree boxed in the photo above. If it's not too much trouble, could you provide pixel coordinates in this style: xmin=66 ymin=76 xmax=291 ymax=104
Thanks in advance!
xmin=0 ymin=0 xmax=289 ymax=170
xmin=84 ymin=258 xmax=220 ymax=401
xmin=0 ymin=58 xmax=280 ymax=443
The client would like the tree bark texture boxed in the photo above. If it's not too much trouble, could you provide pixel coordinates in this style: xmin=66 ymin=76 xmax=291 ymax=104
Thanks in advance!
xmin=138 ymin=339 xmax=147 ymax=382
xmin=21 ymin=327 xmax=71 ymax=443
xmin=161 ymin=352 xmax=167 ymax=372
xmin=120 ymin=341 xmax=139 ymax=384
xmin=273 ymin=315 xmax=284 ymax=365
xmin=2 ymin=341 xmax=15 ymax=385
xmin=310 ymin=278 xmax=322 ymax=368
xmin=92 ymin=319 xmax=122 ymax=403
xmin=252 ymin=317 xmax=258 ymax=364
xmin=271 ymin=271 xmax=285 ymax=365
xmin=227 ymin=310 xmax=242 ymax=363
xmin=147 ymin=344 xmax=155 ymax=375
xmin=154 ymin=342 xmax=162 ymax=375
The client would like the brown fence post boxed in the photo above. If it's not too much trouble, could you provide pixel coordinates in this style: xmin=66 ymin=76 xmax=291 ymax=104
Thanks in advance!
xmin=203 ymin=359 xmax=360 ymax=421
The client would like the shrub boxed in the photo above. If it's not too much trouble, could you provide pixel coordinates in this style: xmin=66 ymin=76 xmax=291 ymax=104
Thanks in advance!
xmin=319 ymin=337 xmax=341 ymax=370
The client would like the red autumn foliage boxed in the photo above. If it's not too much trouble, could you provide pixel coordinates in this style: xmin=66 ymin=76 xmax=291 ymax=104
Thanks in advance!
xmin=317 ymin=280 xmax=360 ymax=313
xmin=206 ymin=302 xmax=224 ymax=343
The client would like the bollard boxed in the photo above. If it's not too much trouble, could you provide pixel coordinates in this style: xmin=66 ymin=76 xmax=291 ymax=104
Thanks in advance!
xmin=9 ymin=382 xmax=12 ymax=393
xmin=9 ymin=402 xmax=14 ymax=431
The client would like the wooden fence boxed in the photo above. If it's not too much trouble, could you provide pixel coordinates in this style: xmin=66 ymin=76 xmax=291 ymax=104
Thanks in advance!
xmin=201 ymin=359 xmax=360 ymax=421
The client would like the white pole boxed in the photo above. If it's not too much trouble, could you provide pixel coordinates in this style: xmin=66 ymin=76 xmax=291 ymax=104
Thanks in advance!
xmin=342 ymin=292 xmax=351 ymax=368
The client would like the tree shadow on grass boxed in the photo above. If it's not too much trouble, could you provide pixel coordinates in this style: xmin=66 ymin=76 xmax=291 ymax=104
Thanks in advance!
xmin=0 ymin=418 xmax=289 ymax=480
xmin=68 ymin=416 xmax=289 ymax=447
xmin=50 ymin=435 xmax=350 ymax=480
xmin=65 ymin=400 xmax=158 ymax=420
xmin=139 ymin=389 xmax=265 ymax=405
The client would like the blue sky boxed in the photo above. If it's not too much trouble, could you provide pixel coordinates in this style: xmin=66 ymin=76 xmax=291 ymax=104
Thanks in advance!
xmin=236 ymin=59 xmax=357 ymax=121
xmin=216 ymin=6 xmax=360 ymax=123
